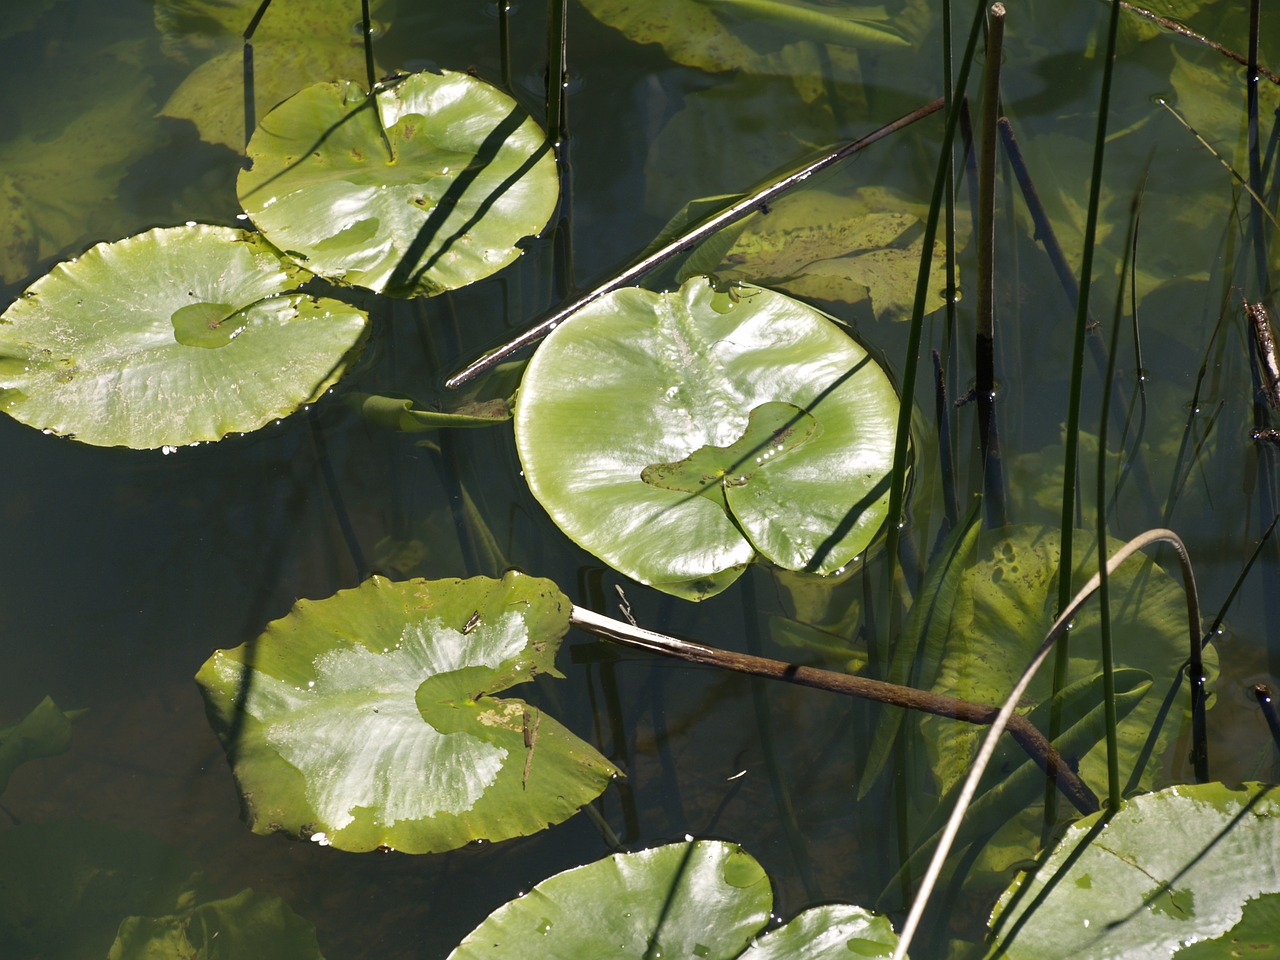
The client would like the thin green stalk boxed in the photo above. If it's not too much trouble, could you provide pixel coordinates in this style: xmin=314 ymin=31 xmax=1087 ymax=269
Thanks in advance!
xmin=976 ymin=3 xmax=1007 ymax=528
xmin=1049 ymin=0 xmax=1123 ymax=818
xmin=1095 ymin=180 xmax=1142 ymax=811
xmin=546 ymin=0 xmax=568 ymax=149
xmin=497 ymin=1 xmax=512 ymax=91
xmin=880 ymin=0 xmax=986 ymax=662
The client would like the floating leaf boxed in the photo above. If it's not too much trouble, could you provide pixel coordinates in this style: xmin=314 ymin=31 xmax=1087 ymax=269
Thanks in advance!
xmin=238 ymin=71 xmax=559 ymax=298
xmin=989 ymin=782 xmax=1280 ymax=958
xmin=446 ymin=839 xmax=898 ymax=959
xmin=156 ymin=0 xmax=393 ymax=150
xmin=0 ymin=225 xmax=368 ymax=448
xmin=514 ymin=277 xmax=901 ymax=600
xmin=196 ymin=573 xmax=618 ymax=853
xmin=0 ymin=696 xmax=85 ymax=797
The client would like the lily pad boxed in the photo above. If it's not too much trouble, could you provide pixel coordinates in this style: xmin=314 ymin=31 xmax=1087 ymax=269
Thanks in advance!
xmin=514 ymin=276 xmax=900 ymax=601
xmin=0 ymin=225 xmax=368 ymax=448
xmin=195 ymin=572 xmax=619 ymax=853
xmin=156 ymin=0 xmax=393 ymax=150
xmin=237 ymin=71 xmax=559 ymax=298
xmin=446 ymin=839 xmax=898 ymax=959
xmin=989 ymin=782 xmax=1280 ymax=959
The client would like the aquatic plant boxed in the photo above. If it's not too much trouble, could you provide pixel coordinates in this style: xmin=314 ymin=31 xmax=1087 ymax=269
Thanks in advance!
xmin=1 ymin=0 xmax=1279 ymax=956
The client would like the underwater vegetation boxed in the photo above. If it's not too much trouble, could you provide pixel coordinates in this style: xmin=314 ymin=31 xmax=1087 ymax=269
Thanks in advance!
xmin=2 ymin=0 xmax=1280 ymax=957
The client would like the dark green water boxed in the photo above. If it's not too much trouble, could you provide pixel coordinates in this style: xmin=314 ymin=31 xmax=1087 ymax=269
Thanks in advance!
xmin=2 ymin=1 xmax=1279 ymax=957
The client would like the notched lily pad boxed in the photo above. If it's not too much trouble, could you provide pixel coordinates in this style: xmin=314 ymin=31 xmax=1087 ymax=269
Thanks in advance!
xmin=514 ymin=276 xmax=900 ymax=600
xmin=0 ymin=225 xmax=369 ymax=449
xmin=238 ymin=70 xmax=559 ymax=298
xmin=642 ymin=401 xmax=819 ymax=493
xmin=447 ymin=839 xmax=898 ymax=959
xmin=195 ymin=572 xmax=619 ymax=853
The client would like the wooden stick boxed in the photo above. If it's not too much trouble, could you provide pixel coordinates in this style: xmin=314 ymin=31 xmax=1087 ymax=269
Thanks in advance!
xmin=568 ymin=605 xmax=1100 ymax=816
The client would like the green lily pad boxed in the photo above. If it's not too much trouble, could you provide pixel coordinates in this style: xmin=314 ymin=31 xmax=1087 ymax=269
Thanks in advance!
xmin=0 ymin=225 xmax=368 ymax=448
xmin=0 ymin=696 xmax=85 ymax=797
xmin=989 ymin=783 xmax=1280 ymax=959
xmin=195 ymin=572 xmax=619 ymax=853
xmin=514 ymin=276 xmax=900 ymax=601
xmin=156 ymin=0 xmax=393 ymax=150
xmin=237 ymin=71 xmax=559 ymax=298
xmin=446 ymin=839 xmax=898 ymax=959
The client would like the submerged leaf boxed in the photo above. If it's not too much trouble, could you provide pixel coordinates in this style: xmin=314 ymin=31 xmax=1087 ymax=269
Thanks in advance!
xmin=156 ymin=0 xmax=393 ymax=150
xmin=0 ymin=697 xmax=85 ymax=797
xmin=196 ymin=573 xmax=618 ymax=853
xmin=514 ymin=277 xmax=901 ymax=600
xmin=446 ymin=839 xmax=899 ymax=959
xmin=0 ymin=821 xmax=205 ymax=960
xmin=681 ymin=187 xmax=959 ymax=320
xmin=109 ymin=889 xmax=324 ymax=960
xmin=989 ymin=783 xmax=1280 ymax=958
xmin=0 ymin=225 xmax=368 ymax=448
xmin=238 ymin=71 xmax=559 ymax=297
xmin=0 ymin=40 xmax=161 ymax=284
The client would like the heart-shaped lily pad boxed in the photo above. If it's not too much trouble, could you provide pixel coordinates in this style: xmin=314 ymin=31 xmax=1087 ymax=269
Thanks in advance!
xmin=447 ymin=839 xmax=899 ymax=959
xmin=513 ymin=277 xmax=900 ymax=601
xmin=0 ymin=225 xmax=368 ymax=449
xmin=237 ymin=71 xmax=559 ymax=298
xmin=195 ymin=573 xmax=618 ymax=853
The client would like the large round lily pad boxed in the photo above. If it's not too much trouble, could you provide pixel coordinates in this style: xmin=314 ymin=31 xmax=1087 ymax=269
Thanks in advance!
xmin=989 ymin=782 xmax=1280 ymax=958
xmin=237 ymin=71 xmax=559 ymax=298
xmin=514 ymin=277 xmax=900 ymax=601
xmin=0 ymin=225 xmax=368 ymax=449
xmin=195 ymin=573 xmax=619 ymax=854
xmin=447 ymin=839 xmax=898 ymax=959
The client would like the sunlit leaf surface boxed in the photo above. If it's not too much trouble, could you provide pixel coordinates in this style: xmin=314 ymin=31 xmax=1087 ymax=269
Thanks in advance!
xmin=447 ymin=839 xmax=898 ymax=959
xmin=196 ymin=573 xmax=618 ymax=853
xmin=990 ymin=783 xmax=1280 ymax=959
xmin=0 ymin=225 xmax=368 ymax=448
xmin=238 ymin=71 xmax=559 ymax=297
xmin=515 ymin=277 xmax=900 ymax=600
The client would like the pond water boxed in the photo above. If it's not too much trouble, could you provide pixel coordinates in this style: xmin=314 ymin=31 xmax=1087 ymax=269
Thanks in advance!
xmin=1 ymin=0 xmax=1278 ymax=957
